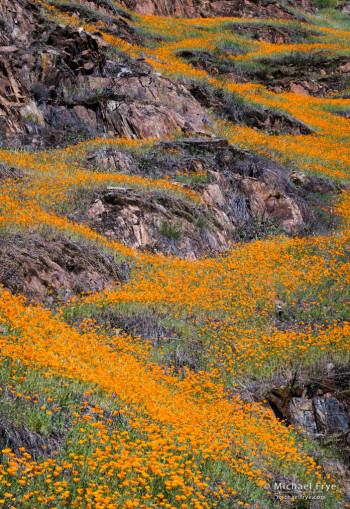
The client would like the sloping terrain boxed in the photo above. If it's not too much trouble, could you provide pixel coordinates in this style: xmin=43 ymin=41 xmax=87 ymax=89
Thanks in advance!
xmin=0 ymin=0 xmax=350 ymax=508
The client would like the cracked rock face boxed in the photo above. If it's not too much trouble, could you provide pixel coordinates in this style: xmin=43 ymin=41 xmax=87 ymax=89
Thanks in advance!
xmin=289 ymin=394 xmax=349 ymax=434
xmin=121 ymin=0 xmax=317 ymax=18
xmin=0 ymin=235 xmax=129 ymax=303
xmin=81 ymin=139 xmax=333 ymax=259
xmin=0 ymin=0 xmax=210 ymax=146
xmin=85 ymin=186 xmax=235 ymax=259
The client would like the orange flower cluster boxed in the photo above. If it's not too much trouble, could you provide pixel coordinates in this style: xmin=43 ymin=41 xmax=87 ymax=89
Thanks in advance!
xmin=0 ymin=290 xmax=331 ymax=508
xmin=32 ymin=0 xmax=350 ymax=181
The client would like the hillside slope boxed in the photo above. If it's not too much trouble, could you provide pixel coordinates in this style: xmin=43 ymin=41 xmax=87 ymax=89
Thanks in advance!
xmin=0 ymin=0 xmax=350 ymax=508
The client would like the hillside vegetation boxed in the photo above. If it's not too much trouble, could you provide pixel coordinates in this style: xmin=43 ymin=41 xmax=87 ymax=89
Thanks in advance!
xmin=0 ymin=0 xmax=350 ymax=507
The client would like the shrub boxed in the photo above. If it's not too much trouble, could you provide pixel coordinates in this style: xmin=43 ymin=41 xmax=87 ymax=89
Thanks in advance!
xmin=160 ymin=220 xmax=182 ymax=238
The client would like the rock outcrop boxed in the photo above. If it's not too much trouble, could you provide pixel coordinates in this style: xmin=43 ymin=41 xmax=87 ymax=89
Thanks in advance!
xmin=121 ymin=0 xmax=316 ymax=18
xmin=289 ymin=392 xmax=349 ymax=435
xmin=187 ymin=82 xmax=314 ymax=135
xmin=337 ymin=1 xmax=350 ymax=14
xmin=0 ymin=0 xmax=209 ymax=146
xmin=80 ymin=138 xmax=337 ymax=259
xmin=228 ymin=23 xmax=317 ymax=44
xmin=262 ymin=365 xmax=350 ymax=493
xmin=0 ymin=235 xmax=129 ymax=303
xmin=184 ymin=50 xmax=350 ymax=98
xmin=86 ymin=187 xmax=234 ymax=259
xmin=254 ymin=54 xmax=350 ymax=97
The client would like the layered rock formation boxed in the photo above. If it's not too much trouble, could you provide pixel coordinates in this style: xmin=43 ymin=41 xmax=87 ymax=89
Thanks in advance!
xmin=0 ymin=235 xmax=129 ymax=303
xmin=0 ymin=0 xmax=209 ymax=146
xmin=80 ymin=138 xmax=338 ymax=258
xmin=121 ymin=0 xmax=317 ymax=18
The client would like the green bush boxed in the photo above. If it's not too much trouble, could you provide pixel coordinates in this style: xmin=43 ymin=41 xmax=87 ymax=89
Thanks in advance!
xmin=160 ymin=220 xmax=182 ymax=238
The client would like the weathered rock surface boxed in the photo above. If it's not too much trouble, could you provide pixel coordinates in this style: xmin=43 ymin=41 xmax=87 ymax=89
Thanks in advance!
xmin=80 ymin=138 xmax=338 ymax=258
xmin=184 ymin=50 xmax=350 ymax=98
xmin=244 ymin=364 xmax=350 ymax=494
xmin=84 ymin=186 xmax=235 ymax=259
xmin=262 ymin=366 xmax=350 ymax=492
xmin=0 ymin=0 xmax=209 ymax=146
xmin=238 ymin=177 xmax=305 ymax=230
xmin=323 ymin=458 xmax=350 ymax=494
xmin=0 ymin=162 xmax=25 ymax=182
xmin=0 ymin=235 xmax=129 ymax=303
xmin=267 ymin=381 xmax=350 ymax=435
xmin=121 ymin=0 xmax=316 ymax=18
xmin=265 ymin=366 xmax=350 ymax=461
xmin=289 ymin=393 xmax=349 ymax=434
xmin=47 ymin=0 xmax=136 ymax=43
xmin=0 ymin=414 xmax=62 ymax=460
xmin=228 ymin=22 xmax=317 ymax=44
xmin=337 ymin=1 xmax=350 ymax=14
xmin=253 ymin=53 xmax=350 ymax=97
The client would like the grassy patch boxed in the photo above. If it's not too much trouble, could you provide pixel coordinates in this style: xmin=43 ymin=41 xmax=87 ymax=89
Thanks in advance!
xmin=160 ymin=220 xmax=183 ymax=239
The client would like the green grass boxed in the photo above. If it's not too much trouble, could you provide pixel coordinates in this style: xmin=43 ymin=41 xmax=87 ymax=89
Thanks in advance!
xmin=160 ymin=220 xmax=183 ymax=239
xmin=0 ymin=353 xmax=340 ymax=508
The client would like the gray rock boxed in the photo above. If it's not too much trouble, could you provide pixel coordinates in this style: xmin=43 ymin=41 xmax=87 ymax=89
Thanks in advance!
xmin=289 ymin=397 xmax=318 ymax=434
xmin=314 ymin=395 xmax=349 ymax=433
